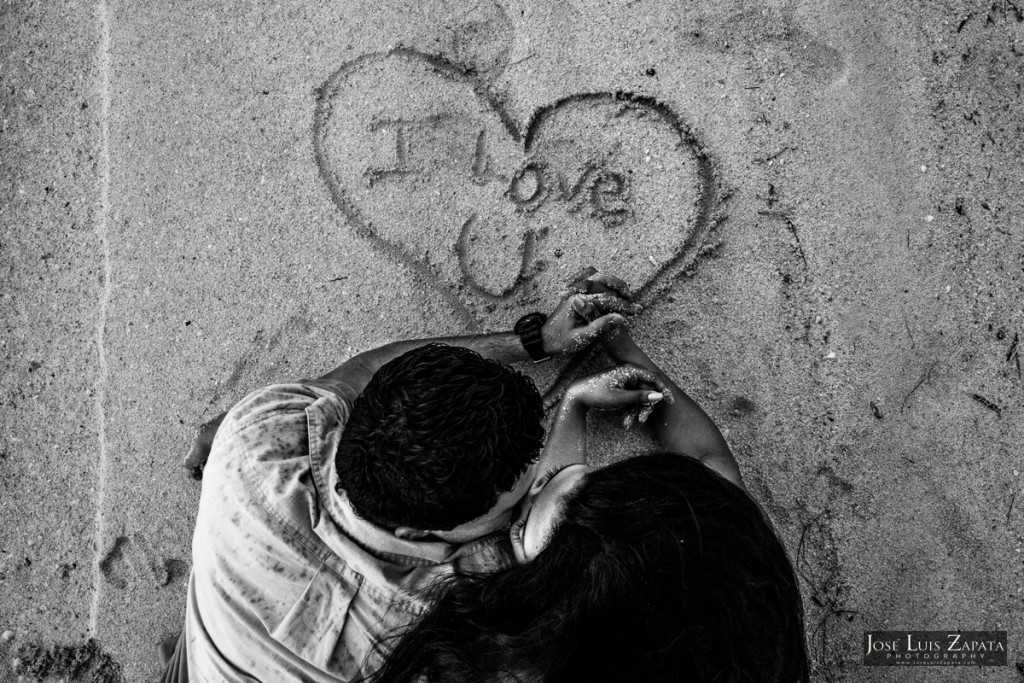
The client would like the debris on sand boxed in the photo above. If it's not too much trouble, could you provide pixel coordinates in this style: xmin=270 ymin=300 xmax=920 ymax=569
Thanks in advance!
xmin=969 ymin=393 xmax=1002 ymax=417
xmin=14 ymin=638 xmax=124 ymax=682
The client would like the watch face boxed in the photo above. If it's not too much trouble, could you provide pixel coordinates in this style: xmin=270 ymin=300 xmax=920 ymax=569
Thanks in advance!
xmin=515 ymin=312 xmax=545 ymax=334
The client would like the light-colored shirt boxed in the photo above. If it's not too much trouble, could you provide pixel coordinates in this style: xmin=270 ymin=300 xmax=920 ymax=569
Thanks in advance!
xmin=184 ymin=381 xmax=515 ymax=682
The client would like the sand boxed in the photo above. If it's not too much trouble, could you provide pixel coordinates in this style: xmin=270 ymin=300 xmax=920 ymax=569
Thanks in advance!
xmin=1 ymin=0 xmax=1022 ymax=680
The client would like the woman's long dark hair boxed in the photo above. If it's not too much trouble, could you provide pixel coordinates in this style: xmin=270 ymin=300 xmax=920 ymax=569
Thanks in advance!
xmin=367 ymin=454 xmax=809 ymax=683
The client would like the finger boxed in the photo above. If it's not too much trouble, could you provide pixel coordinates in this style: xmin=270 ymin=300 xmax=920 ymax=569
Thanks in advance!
xmin=583 ymin=312 xmax=627 ymax=341
xmin=558 ymin=281 xmax=590 ymax=298
xmin=608 ymin=365 xmax=659 ymax=387
xmin=564 ymin=312 xmax=626 ymax=353
xmin=578 ymin=293 xmax=642 ymax=316
xmin=611 ymin=388 xmax=664 ymax=406
xmin=570 ymin=295 xmax=601 ymax=322
xmin=568 ymin=265 xmax=598 ymax=285
xmin=563 ymin=266 xmax=602 ymax=297
xmin=586 ymin=272 xmax=633 ymax=300
xmin=612 ymin=366 xmax=672 ymax=401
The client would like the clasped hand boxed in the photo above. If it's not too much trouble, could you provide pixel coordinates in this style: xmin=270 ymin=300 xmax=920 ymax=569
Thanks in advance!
xmin=540 ymin=267 xmax=641 ymax=356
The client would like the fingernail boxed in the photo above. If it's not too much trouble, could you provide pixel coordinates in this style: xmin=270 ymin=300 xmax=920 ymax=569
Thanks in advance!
xmin=647 ymin=392 xmax=664 ymax=403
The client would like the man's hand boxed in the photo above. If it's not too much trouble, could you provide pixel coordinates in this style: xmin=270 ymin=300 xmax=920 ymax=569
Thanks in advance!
xmin=541 ymin=294 xmax=627 ymax=355
xmin=183 ymin=413 xmax=226 ymax=480
xmin=565 ymin=267 xmax=635 ymax=301
xmin=563 ymin=269 xmax=642 ymax=361
xmin=541 ymin=267 xmax=640 ymax=356
xmin=565 ymin=364 xmax=672 ymax=411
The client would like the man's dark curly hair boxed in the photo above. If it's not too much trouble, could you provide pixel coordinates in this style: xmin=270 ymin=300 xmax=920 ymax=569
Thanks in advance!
xmin=335 ymin=343 xmax=544 ymax=531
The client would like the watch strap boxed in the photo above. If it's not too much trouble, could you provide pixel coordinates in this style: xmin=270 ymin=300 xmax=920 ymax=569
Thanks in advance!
xmin=514 ymin=312 xmax=551 ymax=363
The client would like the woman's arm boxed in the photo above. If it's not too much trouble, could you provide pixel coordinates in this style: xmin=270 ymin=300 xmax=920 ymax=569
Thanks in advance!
xmin=604 ymin=330 xmax=744 ymax=490
xmin=538 ymin=365 xmax=670 ymax=473
xmin=540 ymin=389 xmax=589 ymax=472
xmin=569 ymin=272 xmax=743 ymax=489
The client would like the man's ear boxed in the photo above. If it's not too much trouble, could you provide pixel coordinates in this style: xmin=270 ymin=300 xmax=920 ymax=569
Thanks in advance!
xmin=393 ymin=526 xmax=432 ymax=540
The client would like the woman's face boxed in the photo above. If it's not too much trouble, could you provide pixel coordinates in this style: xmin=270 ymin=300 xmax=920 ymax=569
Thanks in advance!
xmin=510 ymin=463 xmax=592 ymax=562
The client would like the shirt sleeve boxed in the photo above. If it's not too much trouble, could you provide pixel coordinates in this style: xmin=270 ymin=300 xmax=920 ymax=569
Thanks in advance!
xmin=207 ymin=381 xmax=351 ymax=541
xmin=189 ymin=382 xmax=362 ymax=680
xmin=216 ymin=382 xmax=353 ymax=458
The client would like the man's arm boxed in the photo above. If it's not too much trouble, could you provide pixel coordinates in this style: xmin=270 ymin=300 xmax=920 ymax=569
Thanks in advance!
xmin=319 ymin=332 xmax=530 ymax=397
xmin=185 ymin=291 xmax=631 ymax=476
xmin=319 ymin=294 xmax=627 ymax=395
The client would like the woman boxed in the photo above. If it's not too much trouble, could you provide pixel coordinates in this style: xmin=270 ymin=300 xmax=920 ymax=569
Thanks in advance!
xmin=368 ymin=284 xmax=810 ymax=683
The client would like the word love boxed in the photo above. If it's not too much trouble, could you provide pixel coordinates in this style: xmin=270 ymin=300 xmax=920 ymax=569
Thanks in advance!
xmin=365 ymin=114 xmax=631 ymax=227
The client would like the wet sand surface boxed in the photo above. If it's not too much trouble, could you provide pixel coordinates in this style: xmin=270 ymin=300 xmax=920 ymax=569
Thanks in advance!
xmin=1 ymin=0 xmax=1022 ymax=680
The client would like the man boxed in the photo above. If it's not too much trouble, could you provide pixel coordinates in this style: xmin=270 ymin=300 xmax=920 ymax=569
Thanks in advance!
xmin=160 ymin=288 xmax=631 ymax=682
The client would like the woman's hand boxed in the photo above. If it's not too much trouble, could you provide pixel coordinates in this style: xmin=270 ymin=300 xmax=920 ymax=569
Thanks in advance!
xmin=565 ymin=364 xmax=672 ymax=412
xmin=561 ymin=270 xmax=744 ymax=489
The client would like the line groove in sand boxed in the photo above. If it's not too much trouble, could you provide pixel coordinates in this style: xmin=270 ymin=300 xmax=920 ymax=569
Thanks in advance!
xmin=89 ymin=0 xmax=113 ymax=637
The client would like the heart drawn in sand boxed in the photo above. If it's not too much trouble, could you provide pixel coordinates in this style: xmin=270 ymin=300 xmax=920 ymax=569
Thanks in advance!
xmin=314 ymin=48 xmax=720 ymax=330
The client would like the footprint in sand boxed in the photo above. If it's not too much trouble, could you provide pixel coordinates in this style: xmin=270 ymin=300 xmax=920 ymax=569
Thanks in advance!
xmin=677 ymin=4 xmax=846 ymax=85
xmin=98 ymin=534 xmax=187 ymax=590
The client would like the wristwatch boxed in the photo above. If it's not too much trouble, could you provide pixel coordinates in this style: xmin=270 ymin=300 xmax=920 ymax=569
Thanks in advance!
xmin=514 ymin=312 xmax=551 ymax=363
